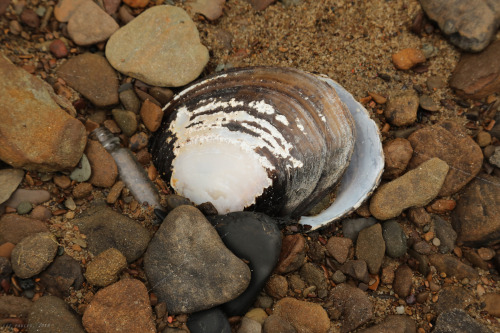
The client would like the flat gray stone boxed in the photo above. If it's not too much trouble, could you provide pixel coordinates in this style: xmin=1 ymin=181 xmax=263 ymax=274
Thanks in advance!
xmin=29 ymin=296 xmax=85 ymax=333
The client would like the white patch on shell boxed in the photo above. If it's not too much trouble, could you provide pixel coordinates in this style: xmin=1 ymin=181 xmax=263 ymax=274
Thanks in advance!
xmin=275 ymin=114 xmax=289 ymax=125
xmin=248 ymin=100 xmax=275 ymax=114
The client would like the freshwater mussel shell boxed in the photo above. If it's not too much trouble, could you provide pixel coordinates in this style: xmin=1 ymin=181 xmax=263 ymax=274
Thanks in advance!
xmin=150 ymin=67 xmax=357 ymax=219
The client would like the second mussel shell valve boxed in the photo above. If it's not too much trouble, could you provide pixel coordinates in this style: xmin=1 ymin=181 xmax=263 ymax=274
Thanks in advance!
xmin=149 ymin=66 xmax=357 ymax=219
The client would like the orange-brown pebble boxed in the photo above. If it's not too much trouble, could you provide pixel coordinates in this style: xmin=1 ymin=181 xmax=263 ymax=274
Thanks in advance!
xmin=368 ymin=92 xmax=387 ymax=104
xmin=53 ymin=175 xmax=71 ymax=189
xmin=49 ymin=39 xmax=68 ymax=58
xmin=423 ymin=231 xmax=434 ymax=242
xmin=123 ymin=0 xmax=149 ymax=8
xmin=392 ymin=48 xmax=426 ymax=70
xmin=426 ymin=199 xmax=456 ymax=214
xmin=72 ymin=244 xmax=82 ymax=252
xmin=140 ymin=100 xmax=163 ymax=132
xmin=0 ymin=242 xmax=15 ymax=259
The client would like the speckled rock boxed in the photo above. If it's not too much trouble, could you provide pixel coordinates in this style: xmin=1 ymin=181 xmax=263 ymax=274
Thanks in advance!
xmin=273 ymin=297 xmax=330 ymax=333
xmin=429 ymin=254 xmax=479 ymax=280
xmin=82 ymin=279 xmax=156 ymax=333
xmin=0 ymin=54 xmax=86 ymax=172
xmin=112 ymin=109 xmax=137 ymax=136
xmin=186 ymin=307 xmax=231 ymax=333
xmin=433 ymin=217 xmax=457 ymax=253
xmin=67 ymin=0 xmax=119 ymax=45
xmin=238 ymin=317 xmax=262 ymax=333
xmin=434 ymin=286 xmax=473 ymax=314
xmin=433 ymin=309 xmax=492 ymax=333
xmin=0 ymin=214 xmax=49 ymax=245
xmin=383 ymin=138 xmax=413 ymax=179
xmin=105 ymin=5 xmax=209 ymax=87
xmin=452 ymin=175 xmax=500 ymax=247
xmin=358 ymin=315 xmax=416 ymax=333
xmin=369 ymin=158 xmax=449 ymax=220
xmin=119 ymin=86 xmax=141 ymax=114
xmin=39 ymin=254 xmax=84 ymax=297
xmin=11 ymin=232 xmax=58 ymax=278
xmin=420 ymin=0 xmax=500 ymax=52
xmin=0 ymin=169 xmax=24 ymax=205
xmin=144 ymin=205 xmax=251 ymax=314
xmin=384 ymin=91 xmax=419 ymax=126
xmin=29 ymin=296 xmax=85 ymax=333
xmin=356 ymin=224 xmax=385 ymax=274
xmin=330 ymin=284 xmax=373 ymax=333
xmin=407 ymin=121 xmax=483 ymax=197
xmin=57 ymin=53 xmax=119 ymax=107
xmin=299 ymin=263 xmax=328 ymax=295
xmin=342 ymin=217 xmax=377 ymax=242
xmin=85 ymin=248 xmax=127 ymax=287
xmin=85 ymin=140 xmax=118 ymax=188
xmin=326 ymin=236 xmax=352 ymax=264
xmin=75 ymin=205 xmax=150 ymax=263
xmin=382 ymin=220 xmax=407 ymax=258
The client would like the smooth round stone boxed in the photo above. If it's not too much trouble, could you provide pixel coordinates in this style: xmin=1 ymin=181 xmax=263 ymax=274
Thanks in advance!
xmin=70 ymin=154 xmax=91 ymax=182
xmin=0 ymin=169 xmax=24 ymax=205
xmin=105 ymin=5 xmax=209 ymax=87
xmin=119 ymin=86 xmax=141 ymax=114
xmin=85 ymin=140 xmax=118 ymax=188
xmin=382 ymin=220 xmax=407 ymax=258
xmin=342 ymin=217 xmax=377 ymax=242
xmin=273 ymin=298 xmax=330 ymax=333
xmin=0 ymin=214 xmax=49 ymax=245
xmin=393 ymin=265 xmax=413 ymax=298
xmin=208 ymin=211 xmax=281 ymax=316
xmin=16 ymin=201 xmax=33 ymax=215
xmin=112 ymin=109 xmax=137 ymax=136
xmin=356 ymin=223 xmax=385 ymax=274
xmin=0 ymin=295 xmax=33 ymax=318
xmin=3 ymin=189 xmax=51 ymax=209
xmin=187 ymin=307 xmax=231 ymax=333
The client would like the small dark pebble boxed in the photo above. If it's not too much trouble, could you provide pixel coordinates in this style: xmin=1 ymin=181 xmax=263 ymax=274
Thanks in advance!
xmin=406 ymin=294 xmax=416 ymax=305
xmin=165 ymin=194 xmax=193 ymax=211
xmin=378 ymin=73 xmax=391 ymax=82
xmin=18 ymin=277 xmax=35 ymax=290
xmin=196 ymin=202 xmax=218 ymax=216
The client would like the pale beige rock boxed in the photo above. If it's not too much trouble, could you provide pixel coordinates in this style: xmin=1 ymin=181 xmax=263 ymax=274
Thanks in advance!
xmin=187 ymin=0 xmax=225 ymax=20
xmin=105 ymin=5 xmax=209 ymax=87
xmin=273 ymin=297 xmax=330 ymax=333
xmin=54 ymin=0 xmax=89 ymax=22
xmin=369 ymin=158 xmax=449 ymax=220
xmin=67 ymin=1 xmax=119 ymax=46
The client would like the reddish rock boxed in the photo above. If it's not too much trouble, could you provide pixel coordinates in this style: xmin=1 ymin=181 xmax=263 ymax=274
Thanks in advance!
xmin=0 ymin=54 xmax=86 ymax=172
xmin=383 ymin=138 xmax=413 ymax=179
xmin=326 ymin=236 xmax=352 ymax=264
xmin=53 ymin=175 xmax=71 ymax=189
xmin=426 ymin=199 xmax=456 ymax=214
xmin=0 ymin=214 xmax=49 ymax=245
xmin=408 ymin=121 xmax=483 ymax=197
xmin=452 ymin=175 xmax=500 ymax=247
xmin=273 ymin=297 xmax=330 ymax=333
xmin=49 ymin=39 xmax=68 ymax=58
xmin=0 ymin=242 xmax=15 ymax=258
xmin=82 ymin=279 xmax=158 ymax=333
xmin=20 ymin=8 xmax=40 ymax=28
xmin=358 ymin=315 xmax=416 ymax=333
xmin=449 ymin=40 xmax=500 ymax=99
xmin=29 ymin=205 xmax=52 ymax=221
xmin=140 ymin=99 xmax=163 ymax=132
xmin=275 ymin=234 xmax=306 ymax=274
xmin=57 ymin=53 xmax=119 ymax=107
xmin=123 ymin=0 xmax=148 ymax=8
xmin=392 ymin=48 xmax=426 ymax=70
xmin=103 ymin=0 xmax=121 ymax=14
xmin=85 ymin=140 xmax=118 ymax=188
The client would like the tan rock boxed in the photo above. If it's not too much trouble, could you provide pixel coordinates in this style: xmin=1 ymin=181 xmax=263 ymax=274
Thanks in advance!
xmin=54 ymin=0 xmax=88 ymax=22
xmin=273 ymin=297 xmax=330 ymax=333
xmin=85 ymin=248 xmax=127 ymax=287
xmin=384 ymin=91 xmax=419 ymax=126
xmin=383 ymin=138 xmax=413 ymax=179
xmin=392 ymin=48 xmax=426 ymax=70
xmin=0 ymin=54 xmax=86 ymax=172
xmin=140 ymin=100 xmax=163 ymax=132
xmin=85 ymin=140 xmax=117 ymax=188
xmin=369 ymin=158 xmax=449 ymax=220
xmin=187 ymin=0 xmax=225 ymax=20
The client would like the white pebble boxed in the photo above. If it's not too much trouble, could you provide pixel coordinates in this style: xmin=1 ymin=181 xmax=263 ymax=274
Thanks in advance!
xmin=432 ymin=238 xmax=441 ymax=246
xmin=396 ymin=305 xmax=405 ymax=315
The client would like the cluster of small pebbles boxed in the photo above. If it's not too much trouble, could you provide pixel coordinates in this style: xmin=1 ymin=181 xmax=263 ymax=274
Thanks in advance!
xmin=1 ymin=0 xmax=500 ymax=332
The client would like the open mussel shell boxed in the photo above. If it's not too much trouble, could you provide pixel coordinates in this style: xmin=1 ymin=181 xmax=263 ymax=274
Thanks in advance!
xmin=150 ymin=67 xmax=383 ymax=230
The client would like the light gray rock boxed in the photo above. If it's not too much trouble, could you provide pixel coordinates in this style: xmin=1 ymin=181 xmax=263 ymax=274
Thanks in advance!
xmin=29 ymin=296 xmax=85 ymax=333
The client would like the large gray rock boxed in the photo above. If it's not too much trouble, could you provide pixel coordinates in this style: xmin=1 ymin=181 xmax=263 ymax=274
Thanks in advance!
xmin=74 ymin=205 xmax=151 ymax=263
xmin=420 ymin=0 xmax=500 ymax=52
xmin=105 ymin=5 xmax=209 ymax=87
xmin=0 ymin=54 xmax=86 ymax=172
xmin=433 ymin=309 xmax=492 ymax=333
xmin=144 ymin=205 xmax=251 ymax=314
xmin=28 ymin=296 xmax=85 ymax=333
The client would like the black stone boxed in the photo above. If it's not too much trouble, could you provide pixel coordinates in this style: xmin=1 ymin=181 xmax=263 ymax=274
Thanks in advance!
xmin=208 ymin=211 xmax=282 ymax=317
xmin=187 ymin=307 xmax=231 ymax=333
xmin=39 ymin=254 xmax=84 ymax=297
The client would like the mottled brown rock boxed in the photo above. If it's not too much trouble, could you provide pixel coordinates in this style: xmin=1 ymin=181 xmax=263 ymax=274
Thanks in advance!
xmin=85 ymin=140 xmax=117 ymax=188
xmin=57 ymin=53 xmax=119 ymax=107
xmin=0 ymin=54 xmax=86 ymax=172
xmin=420 ymin=0 xmax=500 ymax=52
xmin=369 ymin=158 xmax=449 ymax=220
xmin=330 ymin=284 xmax=373 ymax=333
xmin=265 ymin=274 xmax=288 ymax=299
xmin=408 ymin=207 xmax=431 ymax=227
xmin=85 ymin=248 xmax=127 ymax=287
xmin=356 ymin=224 xmax=385 ymax=274
xmin=275 ymin=234 xmax=306 ymax=274
xmin=326 ymin=236 xmax=352 ymax=264
xmin=105 ymin=6 xmax=209 ymax=87
xmin=483 ymin=293 xmax=500 ymax=317
xmin=450 ymin=40 xmax=500 ymax=99
xmin=0 ymin=169 xmax=24 ymax=205
xmin=72 ymin=182 xmax=93 ymax=199
xmin=140 ymin=99 xmax=163 ymax=132
xmin=246 ymin=0 xmax=276 ymax=11
xmin=0 ymin=214 xmax=49 ymax=245
xmin=273 ymin=297 xmax=330 ymax=333
xmin=434 ymin=286 xmax=473 ymax=314
xmin=383 ymin=138 xmax=413 ymax=179
xmin=67 ymin=0 xmax=119 ymax=45
xmin=393 ymin=265 xmax=413 ymax=298
xmin=123 ymin=0 xmax=148 ymax=8
xmin=0 ymin=295 xmax=33 ymax=318
xmin=384 ymin=91 xmax=419 ymax=126
xmin=452 ymin=175 xmax=500 ymax=247
xmin=358 ymin=315 xmax=416 ymax=333
xmin=11 ymin=232 xmax=58 ymax=278
xmin=29 ymin=296 xmax=85 ymax=333
xmin=429 ymin=254 xmax=479 ymax=280
xmin=392 ymin=48 xmax=426 ymax=70
xmin=54 ymin=0 xmax=88 ymax=22
xmin=39 ymin=254 xmax=84 ymax=297
xmin=82 ymin=279 xmax=156 ymax=333
xmin=408 ymin=121 xmax=483 ymax=196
